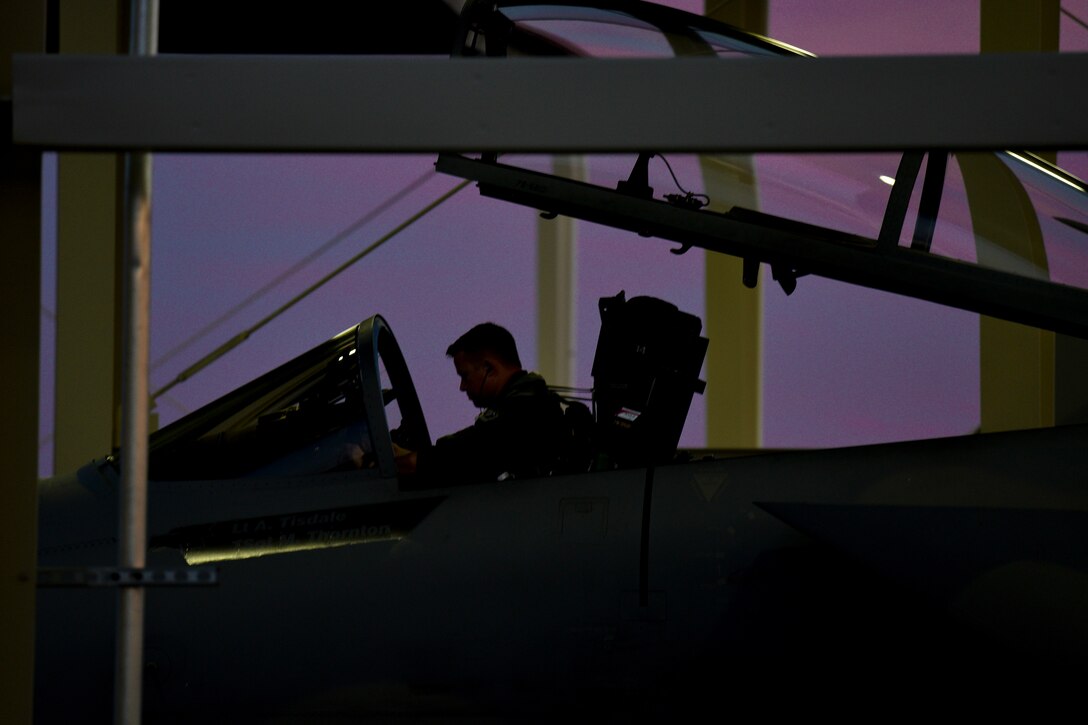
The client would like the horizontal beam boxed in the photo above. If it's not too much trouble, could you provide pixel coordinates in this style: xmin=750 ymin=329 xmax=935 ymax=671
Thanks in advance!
xmin=437 ymin=154 xmax=1088 ymax=339
xmin=12 ymin=53 xmax=1088 ymax=152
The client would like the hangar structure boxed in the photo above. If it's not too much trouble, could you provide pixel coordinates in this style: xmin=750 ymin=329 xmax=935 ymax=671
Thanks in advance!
xmin=4 ymin=1 xmax=1088 ymax=723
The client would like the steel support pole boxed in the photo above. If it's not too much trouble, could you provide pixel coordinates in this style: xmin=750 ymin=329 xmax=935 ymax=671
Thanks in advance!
xmin=115 ymin=4 xmax=156 ymax=723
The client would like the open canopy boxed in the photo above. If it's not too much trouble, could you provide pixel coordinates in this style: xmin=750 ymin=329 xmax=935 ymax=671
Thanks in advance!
xmin=148 ymin=316 xmax=431 ymax=480
xmin=438 ymin=0 xmax=1088 ymax=338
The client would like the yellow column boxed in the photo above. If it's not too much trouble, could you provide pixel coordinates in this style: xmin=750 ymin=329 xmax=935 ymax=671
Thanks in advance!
xmin=960 ymin=153 xmax=1054 ymax=431
xmin=537 ymin=156 xmax=582 ymax=388
xmin=1 ymin=2 xmax=46 ymax=721
xmin=53 ymin=0 xmax=125 ymax=474
xmin=981 ymin=0 xmax=1059 ymax=53
xmin=975 ymin=0 xmax=1060 ymax=432
xmin=701 ymin=1 xmax=765 ymax=450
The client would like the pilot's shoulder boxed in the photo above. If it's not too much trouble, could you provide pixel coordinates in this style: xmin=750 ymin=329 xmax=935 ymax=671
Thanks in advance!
xmin=505 ymin=371 xmax=551 ymax=398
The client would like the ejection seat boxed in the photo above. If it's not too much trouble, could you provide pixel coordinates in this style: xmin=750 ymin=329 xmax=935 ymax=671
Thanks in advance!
xmin=585 ymin=291 xmax=708 ymax=469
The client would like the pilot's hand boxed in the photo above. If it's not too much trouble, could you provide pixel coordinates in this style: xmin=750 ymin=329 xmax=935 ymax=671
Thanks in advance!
xmin=392 ymin=442 xmax=417 ymax=476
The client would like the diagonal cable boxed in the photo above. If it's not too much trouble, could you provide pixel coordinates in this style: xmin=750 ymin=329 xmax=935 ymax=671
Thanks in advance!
xmin=151 ymin=179 xmax=471 ymax=402
xmin=152 ymin=168 xmax=437 ymax=372
xmin=1062 ymin=6 xmax=1088 ymax=33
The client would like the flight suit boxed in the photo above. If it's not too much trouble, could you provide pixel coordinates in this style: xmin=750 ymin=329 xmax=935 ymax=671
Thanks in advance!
xmin=417 ymin=371 xmax=571 ymax=483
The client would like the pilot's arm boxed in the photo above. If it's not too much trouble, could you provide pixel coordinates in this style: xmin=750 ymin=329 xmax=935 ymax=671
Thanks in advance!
xmin=416 ymin=404 xmax=546 ymax=482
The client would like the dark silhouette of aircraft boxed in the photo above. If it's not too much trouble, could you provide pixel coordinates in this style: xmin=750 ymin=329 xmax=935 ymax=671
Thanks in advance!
xmin=35 ymin=1 xmax=1088 ymax=722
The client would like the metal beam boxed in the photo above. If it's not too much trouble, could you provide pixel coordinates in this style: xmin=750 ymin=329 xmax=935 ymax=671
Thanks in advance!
xmin=436 ymin=153 xmax=1088 ymax=340
xmin=115 ymin=3 xmax=158 ymax=723
xmin=12 ymin=53 xmax=1088 ymax=152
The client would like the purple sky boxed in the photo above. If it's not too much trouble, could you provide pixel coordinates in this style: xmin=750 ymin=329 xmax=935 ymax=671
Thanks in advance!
xmin=37 ymin=1 xmax=1088 ymax=477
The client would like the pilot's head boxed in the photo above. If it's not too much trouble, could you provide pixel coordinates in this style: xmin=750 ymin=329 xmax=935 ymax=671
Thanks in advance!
xmin=447 ymin=323 xmax=522 ymax=407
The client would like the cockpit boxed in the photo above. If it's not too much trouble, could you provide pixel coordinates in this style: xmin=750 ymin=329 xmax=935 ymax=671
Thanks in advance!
xmin=148 ymin=317 xmax=432 ymax=481
xmin=147 ymin=291 xmax=710 ymax=484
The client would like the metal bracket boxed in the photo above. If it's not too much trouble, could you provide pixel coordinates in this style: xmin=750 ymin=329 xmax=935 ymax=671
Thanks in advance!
xmin=37 ymin=567 xmax=218 ymax=588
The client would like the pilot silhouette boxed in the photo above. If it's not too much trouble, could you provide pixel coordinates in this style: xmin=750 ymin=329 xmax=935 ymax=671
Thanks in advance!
xmin=396 ymin=322 xmax=571 ymax=483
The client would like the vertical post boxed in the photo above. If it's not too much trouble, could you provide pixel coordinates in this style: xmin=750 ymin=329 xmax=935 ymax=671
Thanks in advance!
xmin=537 ymin=155 xmax=582 ymax=387
xmin=701 ymin=0 xmax=766 ymax=451
xmin=115 ymin=3 xmax=157 ymax=724
xmin=54 ymin=0 xmax=126 ymax=477
xmin=975 ymin=0 xmax=1059 ymax=433
xmin=1 ymin=6 xmax=46 ymax=725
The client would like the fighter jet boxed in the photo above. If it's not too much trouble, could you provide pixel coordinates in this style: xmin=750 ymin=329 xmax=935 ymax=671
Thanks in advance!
xmin=36 ymin=289 xmax=1088 ymax=722
xmin=34 ymin=1 xmax=1088 ymax=722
